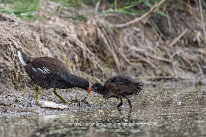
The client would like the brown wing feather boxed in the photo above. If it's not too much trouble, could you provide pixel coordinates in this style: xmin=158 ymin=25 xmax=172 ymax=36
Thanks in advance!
xmin=25 ymin=57 xmax=70 ymax=88
xmin=104 ymin=75 xmax=143 ymax=98
xmin=31 ymin=57 xmax=70 ymax=74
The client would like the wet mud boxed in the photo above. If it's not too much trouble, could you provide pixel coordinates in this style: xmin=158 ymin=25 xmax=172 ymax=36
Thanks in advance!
xmin=0 ymin=86 xmax=206 ymax=137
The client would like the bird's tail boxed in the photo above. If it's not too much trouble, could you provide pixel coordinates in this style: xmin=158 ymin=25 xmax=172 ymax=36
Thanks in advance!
xmin=18 ymin=50 xmax=31 ymax=66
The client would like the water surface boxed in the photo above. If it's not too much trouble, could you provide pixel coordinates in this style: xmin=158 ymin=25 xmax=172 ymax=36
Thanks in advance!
xmin=0 ymin=87 xmax=206 ymax=137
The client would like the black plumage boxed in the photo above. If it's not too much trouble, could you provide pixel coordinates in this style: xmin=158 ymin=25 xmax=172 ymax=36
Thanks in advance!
xmin=92 ymin=75 xmax=143 ymax=109
xmin=18 ymin=50 xmax=91 ymax=103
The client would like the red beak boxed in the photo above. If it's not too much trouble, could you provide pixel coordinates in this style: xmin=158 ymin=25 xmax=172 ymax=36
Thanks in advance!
xmin=87 ymin=87 xmax=91 ymax=95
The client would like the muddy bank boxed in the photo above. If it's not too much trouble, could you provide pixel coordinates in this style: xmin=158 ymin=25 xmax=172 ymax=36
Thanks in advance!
xmin=0 ymin=87 xmax=206 ymax=137
xmin=0 ymin=1 xmax=206 ymax=113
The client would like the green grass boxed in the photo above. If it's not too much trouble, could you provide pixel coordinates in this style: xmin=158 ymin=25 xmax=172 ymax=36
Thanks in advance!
xmin=53 ymin=0 xmax=171 ymax=19
xmin=0 ymin=0 xmax=180 ymax=21
xmin=0 ymin=0 xmax=40 ymax=20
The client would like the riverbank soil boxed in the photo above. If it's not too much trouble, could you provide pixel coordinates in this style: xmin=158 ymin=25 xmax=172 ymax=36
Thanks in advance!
xmin=0 ymin=1 xmax=205 ymax=113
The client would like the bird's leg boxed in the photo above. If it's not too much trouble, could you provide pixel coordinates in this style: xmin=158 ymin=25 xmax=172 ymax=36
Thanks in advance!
xmin=68 ymin=95 xmax=91 ymax=108
xmin=117 ymin=107 xmax=123 ymax=115
xmin=117 ymin=98 xmax=123 ymax=108
xmin=53 ymin=88 xmax=68 ymax=104
xmin=69 ymin=94 xmax=81 ymax=106
xmin=35 ymin=86 xmax=39 ymax=101
xmin=81 ymin=97 xmax=91 ymax=107
xmin=74 ymin=95 xmax=81 ymax=108
xmin=126 ymin=97 xmax=132 ymax=109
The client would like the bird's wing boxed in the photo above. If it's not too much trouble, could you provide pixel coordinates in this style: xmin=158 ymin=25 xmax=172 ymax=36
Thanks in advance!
xmin=106 ymin=76 xmax=131 ymax=86
xmin=105 ymin=75 xmax=143 ymax=95
xmin=29 ymin=57 xmax=70 ymax=80
xmin=110 ymin=75 xmax=143 ymax=88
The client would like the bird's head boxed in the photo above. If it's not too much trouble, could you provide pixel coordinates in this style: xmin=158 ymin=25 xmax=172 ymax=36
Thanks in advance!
xmin=81 ymin=80 xmax=91 ymax=95
xmin=91 ymin=83 xmax=105 ymax=94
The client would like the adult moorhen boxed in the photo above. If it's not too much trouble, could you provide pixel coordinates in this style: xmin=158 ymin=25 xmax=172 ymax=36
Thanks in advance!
xmin=92 ymin=75 xmax=143 ymax=109
xmin=18 ymin=50 xmax=91 ymax=103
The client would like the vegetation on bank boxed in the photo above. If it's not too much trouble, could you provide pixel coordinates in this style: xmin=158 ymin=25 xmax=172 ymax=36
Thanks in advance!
xmin=0 ymin=0 xmax=40 ymax=20
xmin=0 ymin=0 xmax=202 ymax=21
xmin=0 ymin=0 xmax=205 ymax=85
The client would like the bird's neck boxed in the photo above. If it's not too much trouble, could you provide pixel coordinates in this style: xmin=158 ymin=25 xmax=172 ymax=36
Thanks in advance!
xmin=66 ymin=74 xmax=86 ymax=89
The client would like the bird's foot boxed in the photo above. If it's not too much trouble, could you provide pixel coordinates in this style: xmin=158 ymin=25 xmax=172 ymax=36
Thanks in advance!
xmin=66 ymin=97 xmax=91 ymax=107
xmin=116 ymin=104 xmax=123 ymax=108
xmin=129 ymin=108 xmax=133 ymax=113
xmin=80 ymin=97 xmax=91 ymax=107
xmin=117 ymin=107 xmax=123 ymax=115
xmin=35 ymin=99 xmax=39 ymax=105
xmin=35 ymin=102 xmax=39 ymax=105
xmin=66 ymin=99 xmax=80 ymax=106
xmin=66 ymin=101 xmax=72 ymax=105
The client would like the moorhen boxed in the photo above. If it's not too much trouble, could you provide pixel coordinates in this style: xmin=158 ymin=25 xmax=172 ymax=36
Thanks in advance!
xmin=18 ymin=50 xmax=91 ymax=103
xmin=92 ymin=75 xmax=143 ymax=109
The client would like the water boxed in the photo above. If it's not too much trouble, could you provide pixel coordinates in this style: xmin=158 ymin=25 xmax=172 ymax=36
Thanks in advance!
xmin=0 ymin=87 xmax=206 ymax=137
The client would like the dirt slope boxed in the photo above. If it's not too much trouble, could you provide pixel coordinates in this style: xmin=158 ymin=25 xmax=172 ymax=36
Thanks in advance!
xmin=0 ymin=2 xmax=206 ymax=112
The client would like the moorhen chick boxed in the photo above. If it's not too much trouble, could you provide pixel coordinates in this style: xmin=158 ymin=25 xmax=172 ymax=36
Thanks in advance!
xmin=92 ymin=75 xmax=143 ymax=109
xmin=18 ymin=50 xmax=91 ymax=103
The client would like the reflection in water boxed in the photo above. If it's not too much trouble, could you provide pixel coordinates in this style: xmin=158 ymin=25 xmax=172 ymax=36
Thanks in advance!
xmin=30 ymin=111 xmax=148 ymax=137
xmin=0 ymin=87 xmax=206 ymax=137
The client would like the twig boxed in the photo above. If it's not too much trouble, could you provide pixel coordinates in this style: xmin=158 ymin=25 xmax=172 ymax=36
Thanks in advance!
xmin=166 ymin=11 xmax=172 ymax=33
xmin=110 ymin=0 xmax=166 ymax=28
xmin=97 ymin=24 xmax=121 ymax=71
xmin=130 ymin=54 xmax=156 ymax=69
xmin=186 ymin=2 xmax=202 ymax=24
xmin=168 ymin=28 xmax=188 ymax=47
xmin=130 ymin=46 xmax=170 ymax=63
xmin=136 ymin=76 xmax=194 ymax=80
xmin=95 ymin=0 xmax=101 ymax=13
xmin=56 ymin=4 xmax=64 ymax=15
xmin=199 ymin=0 xmax=206 ymax=43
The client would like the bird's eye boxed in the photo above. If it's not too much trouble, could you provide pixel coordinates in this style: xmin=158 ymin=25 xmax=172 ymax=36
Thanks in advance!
xmin=94 ymin=87 xmax=97 ymax=90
